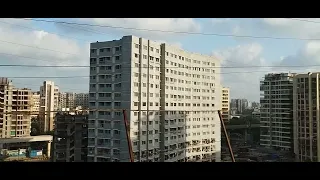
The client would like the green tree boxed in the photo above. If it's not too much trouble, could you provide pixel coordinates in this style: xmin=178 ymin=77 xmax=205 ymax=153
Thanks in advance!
xmin=30 ymin=116 xmax=40 ymax=136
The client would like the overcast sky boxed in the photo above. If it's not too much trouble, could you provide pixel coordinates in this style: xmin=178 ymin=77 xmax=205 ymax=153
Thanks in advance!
xmin=1 ymin=18 xmax=320 ymax=101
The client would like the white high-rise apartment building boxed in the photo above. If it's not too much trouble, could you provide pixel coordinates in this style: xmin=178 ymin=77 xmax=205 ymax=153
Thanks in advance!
xmin=293 ymin=72 xmax=320 ymax=162
xmin=88 ymin=35 xmax=221 ymax=162
xmin=39 ymin=81 xmax=59 ymax=133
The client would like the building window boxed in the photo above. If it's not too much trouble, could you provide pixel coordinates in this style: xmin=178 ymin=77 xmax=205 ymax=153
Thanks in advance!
xmin=115 ymin=46 xmax=121 ymax=52
xmin=115 ymin=65 xmax=122 ymax=70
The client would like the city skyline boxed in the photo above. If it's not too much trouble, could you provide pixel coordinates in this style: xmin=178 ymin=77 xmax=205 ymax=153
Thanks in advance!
xmin=2 ymin=18 xmax=320 ymax=102
xmin=2 ymin=18 xmax=320 ymax=162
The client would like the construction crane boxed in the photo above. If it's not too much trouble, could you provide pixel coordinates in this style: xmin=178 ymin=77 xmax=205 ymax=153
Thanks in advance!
xmin=122 ymin=109 xmax=235 ymax=162
xmin=122 ymin=109 xmax=134 ymax=162
xmin=218 ymin=110 xmax=235 ymax=162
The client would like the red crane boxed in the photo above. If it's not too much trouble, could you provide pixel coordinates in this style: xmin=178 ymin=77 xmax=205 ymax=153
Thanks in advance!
xmin=123 ymin=109 xmax=235 ymax=162
xmin=122 ymin=109 xmax=134 ymax=162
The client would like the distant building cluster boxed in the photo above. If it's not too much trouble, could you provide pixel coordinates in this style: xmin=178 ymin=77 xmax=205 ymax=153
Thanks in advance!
xmin=230 ymin=99 xmax=260 ymax=116
xmin=8 ymin=33 xmax=320 ymax=163
xmin=0 ymin=77 xmax=88 ymax=162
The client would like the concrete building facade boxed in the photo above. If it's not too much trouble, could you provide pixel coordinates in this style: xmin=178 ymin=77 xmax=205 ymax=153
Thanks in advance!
xmin=58 ymin=92 xmax=88 ymax=110
xmin=58 ymin=92 xmax=66 ymax=110
xmin=260 ymin=73 xmax=295 ymax=151
xmin=58 ymin=92 xmax=75 ymax=110
xmin=88 ymin=35 xmax=222 ymax=162
xmin=31 ymin=92 xmax=40 ymax=119
xmin=230 ymin=99 xmax=248 ymax=115
xmin=0 ymin=78 xmax=32 ymax=138
xmin=39 ymin=81 xmax=59 ymax=133
xmin=53 ymin=111 xmax=88 ymax=162
xmin=293 ymin=72 xmax=320 ymax=162
xmin=221 ymin=87 xmax=230 ymax=121
xmin=75 ymin=93 xmax=89 ymax=109
xmin=0 ymin=78 xmax=12 ymax=138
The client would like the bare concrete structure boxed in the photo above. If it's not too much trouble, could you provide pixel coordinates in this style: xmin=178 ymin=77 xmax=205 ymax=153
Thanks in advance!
xmin=0 ymin=78 xmax=32 ymax=138
xmin=0 ymin=78 xmax=12 ymax=138
xmin=260 ymin=73 xmax=295 ymax=151
xmin=53 ymin=111 xmax=88 ymax=162
xmin=293 ymin=72 xmax=320 ymax=162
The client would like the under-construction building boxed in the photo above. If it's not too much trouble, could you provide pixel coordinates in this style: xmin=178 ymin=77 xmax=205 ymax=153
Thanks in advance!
xmin=293 ymin=72 xmax=320 ymax=162
xmin=260 ymin=73 xmax=295 ymax=151
xmin=0 ymin=78 xmax=32 ymax=138
xmin=53 ymin=111 xmax=88 ymax=162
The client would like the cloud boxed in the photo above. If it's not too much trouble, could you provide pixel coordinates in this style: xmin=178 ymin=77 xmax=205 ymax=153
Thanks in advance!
xmin=0 ymin=19 xmax=89 ymax=92
xmin=276 ymin=41 xmax=320 ymax=73
xmin=259 ymin=18 xmax=320 ymax=38
xmin=154 ymin=39 xmax=183 ymax=49
xmin=55 ymin=18 xmax=201 ymax=41
xmin=216 ymin=40 xmax=320 ymax=101
xmin=213 ymin=43 xmax=271 ymax=101
xmin=211 ymin=18 xmax=231 ymax=24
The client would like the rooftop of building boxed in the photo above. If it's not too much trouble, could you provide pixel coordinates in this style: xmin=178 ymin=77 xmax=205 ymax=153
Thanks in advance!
xmin=91 ymin=35 xmax=220 ymax=61
xmin=0 ymin=135 xmax=53 ymax=144
xmin=264 ymin=72 xmax=297 ymax=77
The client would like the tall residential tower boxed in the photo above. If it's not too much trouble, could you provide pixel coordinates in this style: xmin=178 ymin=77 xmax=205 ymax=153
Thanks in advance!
xmin=39 ymin=81 xmax=59 ymax=133
xmin=88 ymin=35 xmax=222 ymax=162
xmin=260 ymin=73 xmax=295 ymax=151
xmin=293 ymin=72 xmax=320 ymax=162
